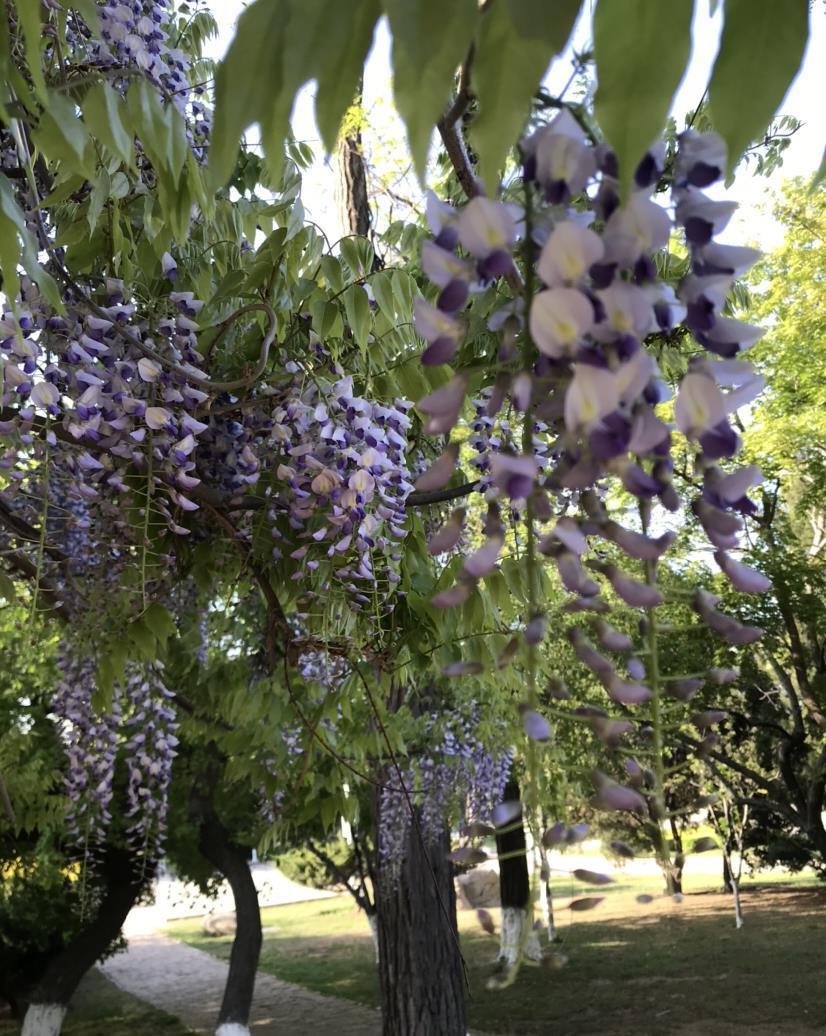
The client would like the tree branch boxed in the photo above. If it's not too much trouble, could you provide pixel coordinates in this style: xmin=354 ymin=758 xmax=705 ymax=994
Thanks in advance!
xmin=406 ymin=480 xmax=480 ymax=507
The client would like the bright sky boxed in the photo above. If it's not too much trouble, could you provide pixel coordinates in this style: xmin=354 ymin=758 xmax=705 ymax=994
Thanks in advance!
xmin=206 ymin=3 xmax=826 ymax=250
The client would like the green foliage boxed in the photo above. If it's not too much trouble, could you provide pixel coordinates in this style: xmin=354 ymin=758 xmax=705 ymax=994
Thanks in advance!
xmin=275 ymin=836 xmax=354 ymax=889
xmin=471 ymin=0 xmax=580 ymax=192
xmin=82 ymin=83 xmax=136 ymax=171
xmin=593 ymin=0 xmax=693 ymax=193
xmin=205 ymin=0 xmax=814 ymax=203
xmin=0 ymin=852 xmax=98 ymax=1011
xmin=709 ymin=0 xmax=809 ymax=177
xmin=384 ymin=0 xmax=477 ymax=179
xmin=211 ymin=0 xmax=380 ymax=188
xmin=312 ymin=0 xmax=381 ymax=152
xmin=746 ymin=181 xmax=826 ymax=509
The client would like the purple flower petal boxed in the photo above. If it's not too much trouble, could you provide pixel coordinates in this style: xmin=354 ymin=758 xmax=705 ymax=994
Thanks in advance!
xmin=569 ymin=896 xmax=605 ymax=911
xmin=489 ymin=452 xmax=537 ymax=499
xmin=431 ymin=583 xmax=471 ymax=608
xmin=605 ymin=674 xmax=652 ymax=706
xmin=714 ymin=550 xmax=771 ymax=593
xmin=464 ymin=535 xmax=504 ymax=578
xmin=426 ymin=508 xmax=465 ymax=556
xmin=415 ymin=444 xmax=460 ymax=491
xmin=592 ymin=771 xmax=647 ymax=813
xmin=442 ymin=661 xmax=484 ymax=677
xmin=542 ymin=821 xmax=568 ymax=848
xmin=491 ymin=800 xmax=523 ymax=827
xmin=573 ymin=869 xmax=615 ymax=886
xmin=606 ymin=566 xmax=663 ymax=608
xmin=418 ymin=374 xmax=467 ymax=435
xmin=595 ymin=619 xmax=633 ymax=653
xmin=520 ymin=706 xmax=551 ymax=742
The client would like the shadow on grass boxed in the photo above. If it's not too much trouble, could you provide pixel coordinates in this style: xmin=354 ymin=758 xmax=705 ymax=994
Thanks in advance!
xmin=170 ymin=886 xmax=826 ymax=1035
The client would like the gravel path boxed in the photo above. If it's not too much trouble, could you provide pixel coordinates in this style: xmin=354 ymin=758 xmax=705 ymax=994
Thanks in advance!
xmin=101 ymin=930 xmax=381 ymax=1035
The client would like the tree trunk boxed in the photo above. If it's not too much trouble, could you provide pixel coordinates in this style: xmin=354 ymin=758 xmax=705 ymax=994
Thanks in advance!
xmin=197 ymin=808 xmax=262 ymax=1036
xmin=375 ymin=803 xmax=466 ymax=1036
xmin=722 ymin=851 xmax=734 ymax=894
xmin=335 ymin=79 xmax=371 ymax=240
xmin=537 ymin=845 xmax=556 ymax=942
xmin=666 ymin=817 xmax=684 ymax=895
xmin=367 ymin=908 xmax=379 ymax=963
xmin=21 ymin=847 xmax=147 ymax=1036
xmin=495 ymin=781 xmax=541 ymax=967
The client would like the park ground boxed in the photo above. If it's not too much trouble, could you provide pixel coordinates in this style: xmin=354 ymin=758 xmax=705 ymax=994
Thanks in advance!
xmin=167 ymin=872 xmax=826 ymax=1035
xmin=4 ymin=869 xmax=825 ymax=1035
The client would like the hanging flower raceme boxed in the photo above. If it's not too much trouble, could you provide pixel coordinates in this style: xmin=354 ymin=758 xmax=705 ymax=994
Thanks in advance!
xmin=122 ymin=662 xmax=179 ymax=858
xmin=412 ymin=120 xmax=772 ymax=868
xmin=413 ymin=120 xmax=770 ymax=606
xmin=266 ymin=372 xmax=413 ymax=615
xmin=52 ymin=646 xmax=122 ymax=845
xmin=379 ymin=707 xmax=513 ymax=884
xmin=52 ymin=648 xmax=178 ymax=860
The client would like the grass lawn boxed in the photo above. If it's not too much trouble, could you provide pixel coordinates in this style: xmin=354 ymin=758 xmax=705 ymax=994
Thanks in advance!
xmin=0 ymin=968 xmax=190 ymax=1036
xmin=169 ymin=868 xmax=826 ymax=1035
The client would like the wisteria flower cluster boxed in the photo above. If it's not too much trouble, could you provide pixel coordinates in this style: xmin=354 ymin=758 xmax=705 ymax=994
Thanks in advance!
xmin=122 ymin=662 xmax=179 ymax=856
xmin=379 ymin=709 xmax=512 ymax=882
xmin=71 ymin=0 xmax=213 ymax=159
xmin=413 ymin=115 xmax=770 ymax=831
xmin=268 ymin=373 xmax=413 ymax=609
xmin=0 ymin=277 xmax=215 ymax=536
xmin=52 ymin=647 xmax=122 ymax=843
xmin=52 ymin=648 xmax=179 ymax=860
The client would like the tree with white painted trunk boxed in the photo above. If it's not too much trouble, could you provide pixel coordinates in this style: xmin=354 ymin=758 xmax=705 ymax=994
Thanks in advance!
xmin=20 ymin=846 xmax=150 ymax=1036
xmin=492 ymin=781 xmax=542 ymax=980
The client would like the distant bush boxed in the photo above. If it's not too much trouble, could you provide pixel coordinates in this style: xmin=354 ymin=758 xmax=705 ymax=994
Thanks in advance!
xmin=276 ymin=837 xmax=354 ymax=890
xmin=0 ymin=852 xmax=123 ymax=1016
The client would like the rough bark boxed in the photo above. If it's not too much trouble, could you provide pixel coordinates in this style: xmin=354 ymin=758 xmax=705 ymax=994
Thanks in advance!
xmin=375 ymin=803 xmax=466 ymax=1036
xmin=21 ymin=847 xmax=147 ymax=1032
xmin=335 ymin=80 xmax=371 ymax=240
xmin=197 ymin=807 xmax=262 ymax=1035
xmin=665 ymin=817 xmax=684 ymax=895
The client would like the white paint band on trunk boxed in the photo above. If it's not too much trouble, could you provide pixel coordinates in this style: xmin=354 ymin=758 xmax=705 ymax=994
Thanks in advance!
xmin=21 ymin=1004 xmax=67 ymax=1036
xmin=215 ymin=1024 xmax=250 ymax=1036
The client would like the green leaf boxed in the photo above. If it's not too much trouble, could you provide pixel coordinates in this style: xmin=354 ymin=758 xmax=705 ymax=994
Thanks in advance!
xmin=109 ymin=171 xmax=130 ymax=200
xmin=82 ymin=82 xmax=135 ymax=169
xmin=371 ymin=270 xmax=396 ymax=320
xmin=0 ymin=174 xmax=24 ymax=295
xmin=87 ymin=169 xmax=110 ymax=235
xmin=142 ymin=603 xmax=177 ymax=645
xmin=384 ymin=0 xmax=478 ymax=180
xmin=0 ymin=570 xmax=17 ymax=602
xmin=314 ymin=0 xmax=380 ymax=149
xmin=708 ymin=0 xmax=809 ymax=176
xmin=129 ymin=618 xmax=157 ymax=661
xmin=339 ymin=236 xmax=363 ymax=278
xmin=14 ymin=1 xmax=47 ymax=101
xmin=311 ymin=299 xmax=344 ymax=339
xmin=472 ymin=0 xmax=581 ymax=191
xmin=593 ymin=0 xmax=693 ymax=193
xmin=33 ymin=94 xmax=93 ymax=178
xmin=319 ymin=255 xmax=344 ymax=293
xmin=342 ymin=284 xmax=371 ymax=351
xmin=210 ymin=0 xmax=285 ymax=188
xmin=392 ymin=270 xmax=416 ymax=317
